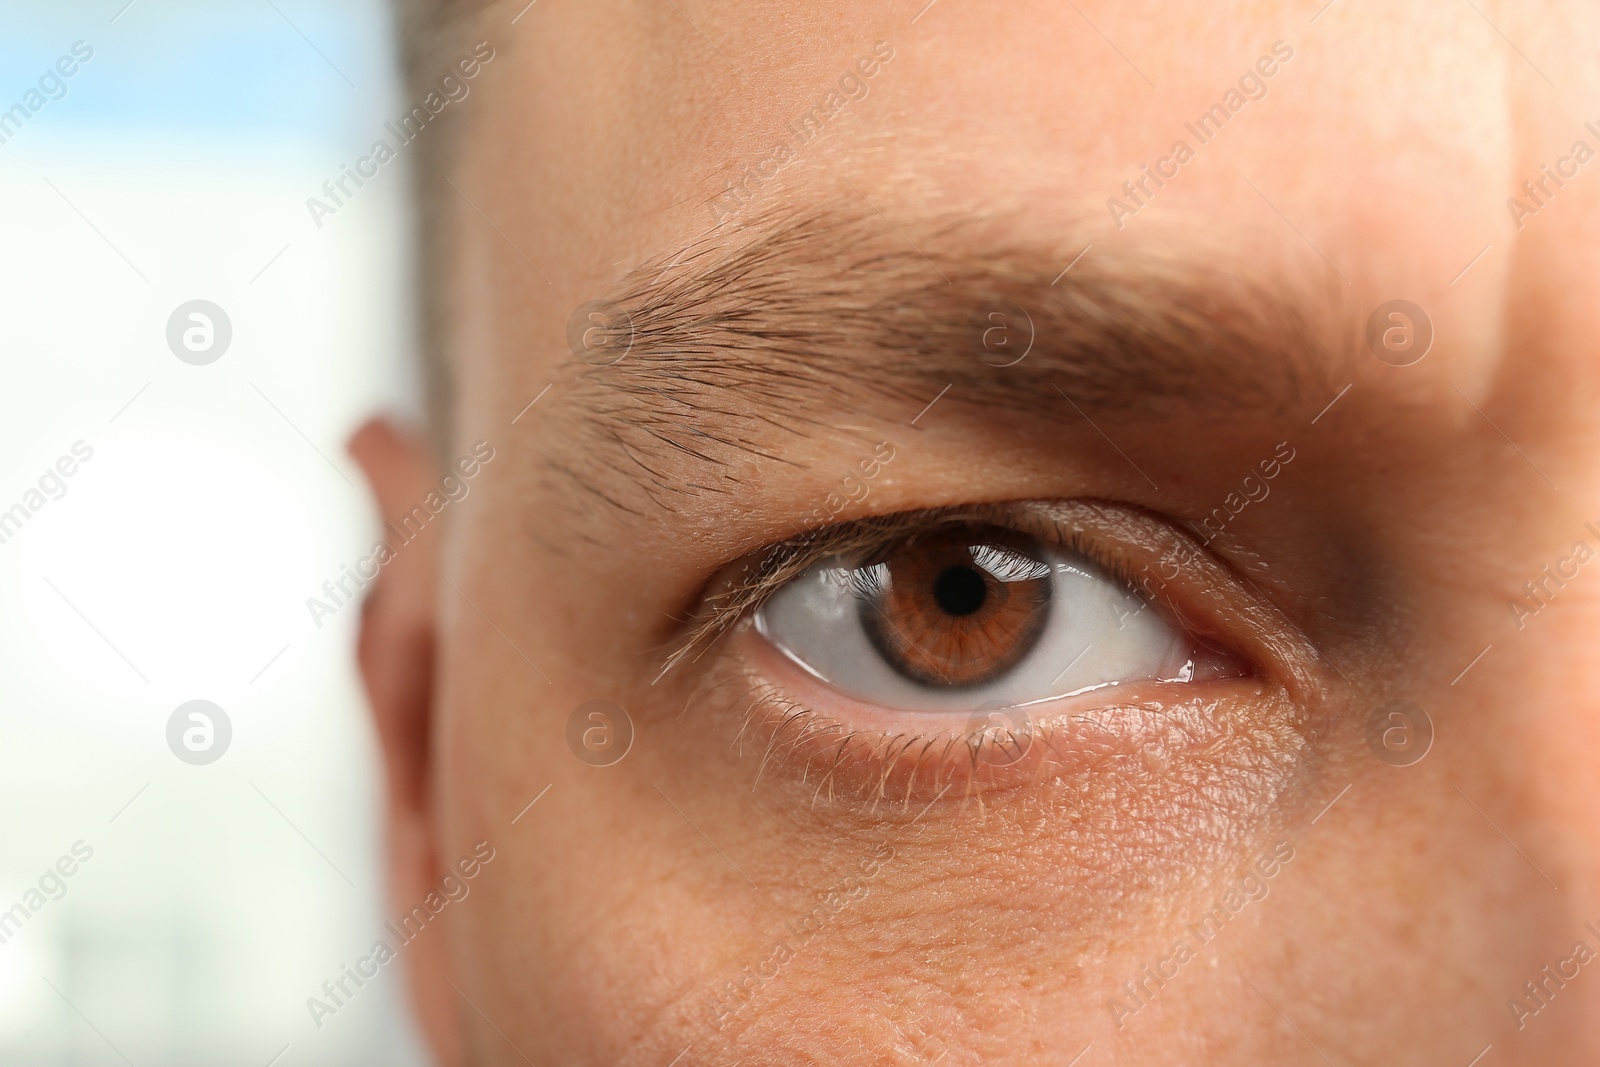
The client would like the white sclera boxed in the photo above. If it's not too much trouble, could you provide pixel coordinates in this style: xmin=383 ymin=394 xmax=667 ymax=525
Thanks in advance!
xmin=754 ymin=548 xmax=1191 ymax=712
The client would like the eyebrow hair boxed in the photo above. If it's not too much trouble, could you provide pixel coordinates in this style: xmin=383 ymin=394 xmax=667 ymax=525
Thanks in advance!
xmin=551 ymin=206 xmax=1348 ymax=513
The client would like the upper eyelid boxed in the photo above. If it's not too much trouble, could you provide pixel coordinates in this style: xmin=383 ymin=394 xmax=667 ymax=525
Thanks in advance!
xmin=663 ymin=500 xmax=1212 ymax=679
xmin=667 ymin=499 xmax=1329 ymax=714
xmin=660 ymin=509 xmax=952 ymax=675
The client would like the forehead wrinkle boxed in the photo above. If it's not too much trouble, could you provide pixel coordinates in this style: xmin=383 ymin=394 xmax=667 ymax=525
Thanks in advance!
xmin=547 ymin=205 xmax=1347 ymax=513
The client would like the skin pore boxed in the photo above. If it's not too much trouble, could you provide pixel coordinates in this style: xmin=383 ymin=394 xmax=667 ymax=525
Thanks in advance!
xmin=352 ymin=1 xmax=1600 ymax=1063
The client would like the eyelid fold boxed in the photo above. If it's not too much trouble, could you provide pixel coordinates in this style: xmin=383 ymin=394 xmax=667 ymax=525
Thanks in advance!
xmin=1010 ymin=499 xmax=1326 ymax=706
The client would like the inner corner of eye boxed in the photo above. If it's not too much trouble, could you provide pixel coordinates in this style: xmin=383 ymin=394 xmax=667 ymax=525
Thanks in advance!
xmin=750 ymin=522 xmax=1245 ymax=711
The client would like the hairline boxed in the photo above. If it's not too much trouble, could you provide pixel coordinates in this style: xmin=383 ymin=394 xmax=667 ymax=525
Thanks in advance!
xmin=392 ymin=0 xmax=503 ymax=459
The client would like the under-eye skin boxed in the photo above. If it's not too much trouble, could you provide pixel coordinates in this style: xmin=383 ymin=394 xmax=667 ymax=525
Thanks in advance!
xmin=676 ymin=500 xmax=1328 ymax=806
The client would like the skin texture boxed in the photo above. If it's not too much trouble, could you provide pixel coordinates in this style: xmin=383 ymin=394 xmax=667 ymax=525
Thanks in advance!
xmin=353 ymin=1 xmax=1600 ymax=1063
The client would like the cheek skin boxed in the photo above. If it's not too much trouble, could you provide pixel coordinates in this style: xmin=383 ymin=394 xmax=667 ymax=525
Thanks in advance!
xmin=683 ymin=659 xmax=1320 ymax=921
xmin=636 ymin=657 xmax=1327 ymax=1059
xmin=438 ymin=632 xmax=1331 ymax=1065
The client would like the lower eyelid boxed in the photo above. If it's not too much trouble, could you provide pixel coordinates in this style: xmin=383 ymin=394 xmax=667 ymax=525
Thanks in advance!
xmin=694 ymin=655 xmax=1321 ymax=935
xmin=723 ymin=619 xmax=1290 ymax=806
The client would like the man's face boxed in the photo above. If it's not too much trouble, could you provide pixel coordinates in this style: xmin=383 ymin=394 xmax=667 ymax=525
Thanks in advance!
xmin=357 ymin=1 xmax=1600 ymax=1063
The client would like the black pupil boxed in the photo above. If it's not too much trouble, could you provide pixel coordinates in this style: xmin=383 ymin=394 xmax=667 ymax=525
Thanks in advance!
xmin=933 ymin=565 xmax=987 ymax=616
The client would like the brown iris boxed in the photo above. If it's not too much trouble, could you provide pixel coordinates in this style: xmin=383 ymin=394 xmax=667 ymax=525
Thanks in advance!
xmin=854 ymin=526 xmax=1053 ymax=687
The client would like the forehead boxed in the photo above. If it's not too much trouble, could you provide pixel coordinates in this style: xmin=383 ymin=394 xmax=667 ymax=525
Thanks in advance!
xmin=468 ymin=0 xmax=1513 ymax=292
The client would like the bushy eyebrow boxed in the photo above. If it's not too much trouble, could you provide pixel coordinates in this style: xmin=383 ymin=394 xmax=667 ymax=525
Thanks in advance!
xmin=549 ymin=206 xmax=1345 ymax=513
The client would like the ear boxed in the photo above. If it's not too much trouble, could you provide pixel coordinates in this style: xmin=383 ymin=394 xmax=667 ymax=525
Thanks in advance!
xmin=348 ymin=417 xmax=461 ymax=1066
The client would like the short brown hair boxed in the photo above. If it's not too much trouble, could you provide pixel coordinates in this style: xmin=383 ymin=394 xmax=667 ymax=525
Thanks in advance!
xmin=390 ymin=0 xmax=497 ymax=452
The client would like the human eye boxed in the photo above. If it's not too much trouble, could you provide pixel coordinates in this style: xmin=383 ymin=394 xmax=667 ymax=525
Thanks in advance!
xmin=754 ymin=519 xmax=1239 ymax=713
xmin=679 ymin=499 xmax=1314 ymax=803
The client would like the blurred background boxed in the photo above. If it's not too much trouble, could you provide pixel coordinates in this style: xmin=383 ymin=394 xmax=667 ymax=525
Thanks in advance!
xmin=0 ymin=1 xmax=432 ymax=1063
